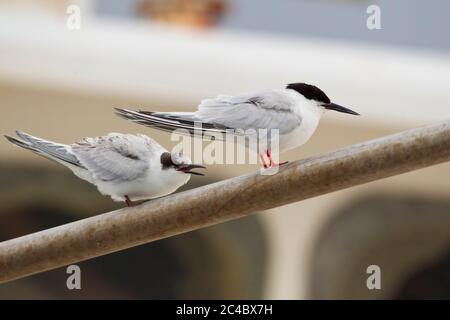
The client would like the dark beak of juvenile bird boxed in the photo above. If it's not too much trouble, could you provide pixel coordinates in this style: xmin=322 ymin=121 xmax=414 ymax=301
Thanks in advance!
xmin=325 ymin=103 xmax=360 ymax=116
xmin=177 ymin=164 xmax=206 ymax=176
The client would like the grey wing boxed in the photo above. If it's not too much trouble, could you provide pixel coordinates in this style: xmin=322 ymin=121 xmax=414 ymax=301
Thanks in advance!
xmin=8 ymin=131 xmax=84 ymax=168
xmin=196 ymin=90 xmax=302 ymax=135
xmin=72 ymin=135 xmax=149 ymax=182
xmin=115 ymin=90 xmax=302 ymax=138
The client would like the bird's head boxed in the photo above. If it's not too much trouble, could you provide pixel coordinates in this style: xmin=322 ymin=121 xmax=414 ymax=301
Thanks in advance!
xmin=160 ymin=152 xmax=206 ymax=176
xmin=286 ymin=83 xmax=360 ymax=116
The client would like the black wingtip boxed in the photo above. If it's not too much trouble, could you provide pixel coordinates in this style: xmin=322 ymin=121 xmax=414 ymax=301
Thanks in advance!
xmin=113 ymin=107 xmax=128 ymax=115
xmin=4 ymin=134 xmax=16 ymax=144
xmin=4 ymin=134 xmax=32 ymax=150
xmin=113 ymin=107 xmax=139 ymax=119
xmin=114 ymin=108 xmax=130 ymax=120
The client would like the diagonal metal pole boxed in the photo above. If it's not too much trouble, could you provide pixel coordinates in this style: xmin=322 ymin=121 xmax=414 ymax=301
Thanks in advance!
xmin=0 ymin=120 xmax=449 ymax=284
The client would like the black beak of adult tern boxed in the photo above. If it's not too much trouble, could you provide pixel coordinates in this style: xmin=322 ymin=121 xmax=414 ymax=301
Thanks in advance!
xmin=177 ymin=164 xmax=206 ymax=176
xmin=325 ymin=103 xmax=360 ymax=116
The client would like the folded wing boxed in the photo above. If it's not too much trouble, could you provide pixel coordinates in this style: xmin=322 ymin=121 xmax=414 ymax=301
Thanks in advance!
xmin=115 ymin=89 xmax=302 ymax=139
xmin=72 ymin=134 xmax=150 ymax=182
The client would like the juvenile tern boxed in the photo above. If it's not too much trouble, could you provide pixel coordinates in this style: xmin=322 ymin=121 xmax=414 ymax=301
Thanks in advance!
xmin=5 ymin=131 xmax=205 ymax=206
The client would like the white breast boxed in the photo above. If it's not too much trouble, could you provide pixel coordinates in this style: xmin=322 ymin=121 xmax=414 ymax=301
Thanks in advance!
xmin=93 ymin=167 xmax=191 ymax=202
xmin=278 ymin=102 xmax=322 ymax=153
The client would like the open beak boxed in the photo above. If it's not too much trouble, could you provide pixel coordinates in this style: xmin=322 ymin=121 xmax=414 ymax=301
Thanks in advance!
xmin=177 ymin=164 xmax=206 ymax=176
xmin=325 ymin=103 xmax=360 ymax=116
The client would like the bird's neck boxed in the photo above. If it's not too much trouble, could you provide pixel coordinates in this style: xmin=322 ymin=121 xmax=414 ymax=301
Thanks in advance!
xmin=299 ymin=100 xmax=324 ymax=121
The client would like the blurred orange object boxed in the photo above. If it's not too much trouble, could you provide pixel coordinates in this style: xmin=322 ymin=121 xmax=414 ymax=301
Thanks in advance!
xmin=137 ymin=0 xmax=227 ymax=28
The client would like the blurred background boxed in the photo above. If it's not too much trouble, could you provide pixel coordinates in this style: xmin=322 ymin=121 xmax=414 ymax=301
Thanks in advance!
xmin=0 ymin=0 xmax=449 ymax=299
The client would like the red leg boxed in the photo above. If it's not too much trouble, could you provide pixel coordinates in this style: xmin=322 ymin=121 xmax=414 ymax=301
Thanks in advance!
xmin=266 ymin=150 xmax=288 ymax=167
xmin=266 ymin=149 xmax=274 ymax=167
xmin=125 ymin=196 xmax=135 ymax=207
xmin=259 ymin=154 xmax=268 ymax=169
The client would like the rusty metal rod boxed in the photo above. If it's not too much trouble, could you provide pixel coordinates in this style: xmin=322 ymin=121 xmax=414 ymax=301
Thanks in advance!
xmin=0 ymin=120 xmax=449 ymax=284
